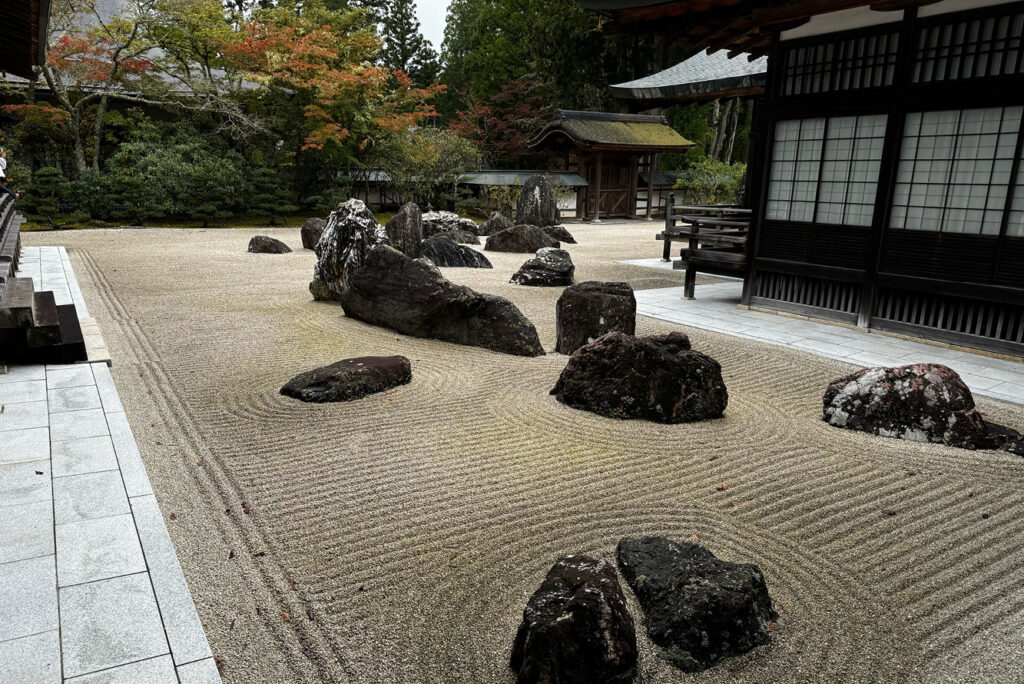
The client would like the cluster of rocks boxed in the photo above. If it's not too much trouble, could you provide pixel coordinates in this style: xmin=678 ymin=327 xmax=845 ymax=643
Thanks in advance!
xmin=510 ymin=248 xmax=574 ymax=287
xmin=247 ymin=235 xmax=291 ymax=254
xmin=552 ymin=331 xmax=728 ymax=424
xmin=421 ymin=209 xmax=480 ymax=238
xmin=823 ymin=362 xmax=1024 ymax=453
xmin=511 ymin=538 xmax=776 ymax=683
xmin=308 ymin=199 xmax=542 ymax=357
xmin=281 ymin=356 xmax=411 ymax=403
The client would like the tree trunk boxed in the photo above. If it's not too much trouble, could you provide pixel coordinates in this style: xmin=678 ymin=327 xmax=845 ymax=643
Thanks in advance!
xmin=723 ymin=99 xmax=741 ymax=164
xmin=91 ymin=94 xmax=109 ymax=173
xmin=710 ymin=99 xmax=731 ymax=161
xmin=69 ymin=109 xmax=87 ymax=178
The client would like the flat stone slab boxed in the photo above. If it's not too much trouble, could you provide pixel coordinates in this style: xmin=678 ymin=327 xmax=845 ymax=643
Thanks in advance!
xmin=281 ymin=355 xmax=412 ymax=402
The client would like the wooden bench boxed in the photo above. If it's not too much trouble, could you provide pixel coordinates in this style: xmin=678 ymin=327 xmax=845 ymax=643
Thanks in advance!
xmin=658 ymin=195 xmax=750 ymax=299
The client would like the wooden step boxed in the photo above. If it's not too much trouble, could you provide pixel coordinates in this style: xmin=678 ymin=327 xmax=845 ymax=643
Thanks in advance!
xmin=0 ymin=277 xmax=35 ymax=328
xmin=26 ymin=291 xmax=62 ymax=347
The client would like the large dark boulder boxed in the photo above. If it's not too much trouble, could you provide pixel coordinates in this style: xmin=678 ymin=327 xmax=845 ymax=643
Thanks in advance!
xmin=248 ymin=235 xmax=292 ymax=254
xmin=544 ymin=225 xmax=577 ymax=244
xmin=310 ymin=199 xmax=388 ymax=301
xmin=555 ymin=282 xmax=636 ymax=355
xmin=822 ymin=363 xmax=989 ymax=449
xmin=515 ymin=174 xmax=559 ymax=227
xmin=300 ymin=218 xmax=326 ymax=250
xmin=280 ymin=356 xmax=411 ymax=403
xmin=478 ymin=211 xmax=514 ymax=236
xmin=617 ymin=537 xmax=776 ymax=672
xmin=510 ymin=248 xmax=574 ymax=287
xmin=385 ymin=202 xmax=423 ymax=258
xmin=422 ymin=210 xmax=479 ymax=238
xmin=511 ymin=555 xmax=637 ymax=684
xmin=340 ymin=244 xmax=543 ymax=357
xmin=485 ymin=224 xmax=559 ymax=253
xmin=421 ymin=235 xmax=492 ymax=268
xmin=551 ymin=331 xmax=727 ymax=423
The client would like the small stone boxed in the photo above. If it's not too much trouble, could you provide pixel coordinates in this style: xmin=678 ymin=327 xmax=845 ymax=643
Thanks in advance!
xmin=543 ymin=225 xmax=576 ymax=244
xmin=280 ymin=356 xmax=411 ymax=402
xmin=616 ymin=536 xmax=776 ymax=672
xmin=300 ymin=218 xmax=326 ymax=250
xmin=555 ymin=282 xmax=635 ymax=355
xmin=510 ymin=248 xmax=574 ymax=286
xmin=247 ymin=235 xmax=292 ymax=254
xmin=511 ymin=555 xmax=637 ymax=684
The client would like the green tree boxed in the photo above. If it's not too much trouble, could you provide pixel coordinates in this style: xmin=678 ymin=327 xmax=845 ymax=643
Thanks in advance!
xmin=378 ymin=0 xmax=439 ymax=88
xmin=22 ymin=167 xmax=88 ymax=228
xmin=372 ymin=128 xmax=481 ymax=209
xmin=249 ymin=168 xmax=299 ymax=224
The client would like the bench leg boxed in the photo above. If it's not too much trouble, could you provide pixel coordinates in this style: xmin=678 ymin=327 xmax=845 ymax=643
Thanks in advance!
xmin=684 ymin=263 xmax=696 ymax=300
xmin=661 ymin=239 xmax=671 ymax=262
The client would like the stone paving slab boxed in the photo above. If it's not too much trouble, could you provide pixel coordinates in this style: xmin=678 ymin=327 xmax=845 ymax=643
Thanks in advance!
xmin=0 ymin=246 xmax=220 ymax=682
xmin=635 ymin=281 xmax=1024 ymax=407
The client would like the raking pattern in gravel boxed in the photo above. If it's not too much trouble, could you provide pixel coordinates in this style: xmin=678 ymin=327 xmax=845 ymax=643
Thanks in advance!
xmin=26 ymin=225 xmax=1024 ymax=684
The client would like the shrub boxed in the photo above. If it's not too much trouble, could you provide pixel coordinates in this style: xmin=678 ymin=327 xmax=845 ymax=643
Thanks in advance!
xmin=671 ymin=158 xmax=746 ymax=206
xmin=21 ymin=167 xmax=87 ymax=228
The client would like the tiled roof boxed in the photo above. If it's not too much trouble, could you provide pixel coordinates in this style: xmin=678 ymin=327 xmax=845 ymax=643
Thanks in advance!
xmin=611 ymin=50 xmax=767 ymax=102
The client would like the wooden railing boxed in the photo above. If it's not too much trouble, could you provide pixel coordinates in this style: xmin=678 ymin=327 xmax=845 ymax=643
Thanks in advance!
xmin=658 ymin=193 xmax=752 ymax=299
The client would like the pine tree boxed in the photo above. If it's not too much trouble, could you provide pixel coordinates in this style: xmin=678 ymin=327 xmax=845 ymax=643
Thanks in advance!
xmin=378 ymin=0 xmax=439 ymax=88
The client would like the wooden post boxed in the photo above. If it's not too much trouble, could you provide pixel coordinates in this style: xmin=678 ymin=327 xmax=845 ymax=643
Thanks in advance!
xmin=684 ymin=217 xmax=700 ymax=300
xmin=645 ymin=153 xmax=658 ymax=220
xmin=592 ymin=151 xmax=603 ymax=223
xmin=628 ymin=154 xmax=639 ymax=220
xmin=662 ymin=192 xmax=674 ymax=261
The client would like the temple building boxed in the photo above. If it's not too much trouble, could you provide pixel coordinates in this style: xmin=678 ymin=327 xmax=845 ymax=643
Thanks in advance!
xmin=584 ymin=0 xmax=1024 ymax=356
xmin=528 ymin=109 xmax=694 ymax=221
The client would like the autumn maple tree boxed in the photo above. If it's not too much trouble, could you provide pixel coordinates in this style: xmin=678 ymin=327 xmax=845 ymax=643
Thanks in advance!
xmin=227 ymin=4 xmax=443 ymax=165
xmin=448 ymin=78 xmax=552 ymax=168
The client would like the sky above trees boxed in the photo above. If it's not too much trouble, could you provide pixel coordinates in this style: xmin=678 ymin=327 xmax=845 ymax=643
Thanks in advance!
xmin=418 ymin=0 xmax=450 ymax=49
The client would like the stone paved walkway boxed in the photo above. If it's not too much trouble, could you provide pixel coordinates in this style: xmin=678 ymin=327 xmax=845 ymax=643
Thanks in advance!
xmin=634 ymin=280 xmax=1024 ymax=407
xmin=1 ymin=247 xmax=220 ymax=683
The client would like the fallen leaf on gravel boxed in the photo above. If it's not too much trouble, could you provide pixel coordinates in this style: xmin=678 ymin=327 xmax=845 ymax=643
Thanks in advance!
xmin=228 ymin=550 xmax=235 ymax=559
xmin=881 ymin=509 xmax=897 ymax=516
xmin=709 ymin=456 xmax=719 ymax=461
xmin=905 ymin=470 xmax=916 ymax=476
xmin=254 ymin=551 xmax=266 ymax=557
xmin=690 ymin=534 xmax=700 ymax=542
xmin=717 ymin=483 xmax=729 ymax=491
xmin=229 ymin=619 xmax=235 ymax=630
xmin=279 ymin=611 xmax=290 ymax=621
xmin=289 ymin=581 xmax=297 ymax=591
xmin=982 ymin=513 xmax=991 ymax=519
xmin=215 ymin=657 xmax=225 ymax=675
xmin=34 ymin=471 xmax=42 ymax=475
xmin=169 ymin=513 xmax=177 ymax=521
xmin=306 ymin=608 xmax=315 ymax=621
xmin=730 ymin=501 xmax=741 ymax=507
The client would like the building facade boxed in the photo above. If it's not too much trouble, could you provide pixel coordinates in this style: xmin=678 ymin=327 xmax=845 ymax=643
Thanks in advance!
xmin=585 ymin=0 xmax=1024 ymax=356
